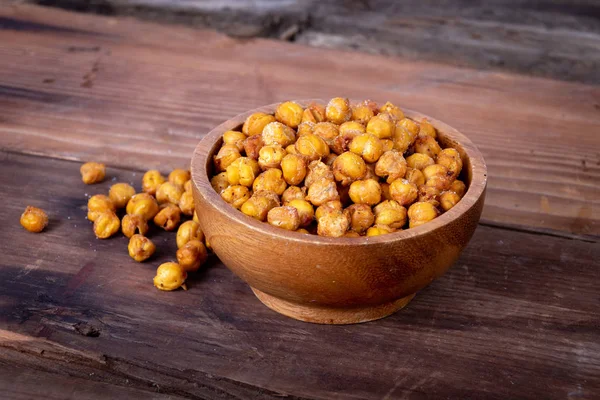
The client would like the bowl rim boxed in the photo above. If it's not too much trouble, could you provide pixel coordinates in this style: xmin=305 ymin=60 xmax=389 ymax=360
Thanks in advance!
xmin=191 ymin=99 xmax=487 ymax=246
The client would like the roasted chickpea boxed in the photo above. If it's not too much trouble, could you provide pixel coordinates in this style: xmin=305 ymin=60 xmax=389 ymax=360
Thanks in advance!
xmin=153 ymin=204 xmax=181 ymax=231
xmin=128 ymin=234 xmax=155 ymax=262
xmin=425 ymin=175 xmax=452 ymax=191
xmin=156 ymin=182 xmax=184 ymax=205
xmin=406 ymin=153 xmax=435 ymax=170
xmin=306 ymin=179 xmax=339 ymax=206
xmin=348 ymin=179 xmax=381 ymax=206
xmin=20 ymin=206 xmax=48 ymax=233
xmin=375 ymin=151 xmax=407 ymax=183
xmin=179 ymin=191 xmax=195 ymax=215
xmin=373 ymin=200 xmax=407 ymax=229
xmin=393 ymin=126 xmax=417 ymax=153
xmin=282 ymin=186 xmax=306 ymax=204
xmin=440 ymin=191 xmax=461 ymax=211
xmin=223 ymin=130 xmax=247 ymax=152
xmin=419 ymin=119 xmax=437 ymax=138
xmin=418 ymin=185 xmax=441 ymax=207
xmin=287 ymin=199 xmax=314 ymax=227
xmin=240 ymin=190 xmax=280 ymax=221
xmin=404 ymin=168 xmax=426 ymax=186
xmin=449 ymin=180 xmax=467 ymax=197
xmin=389 ymin=179 xmax=418 ymax=206
xmin=93 ymin=211 xmax=120 ymax=239
xmin=242 ymin=112 xmax=276 ymax=136
xmin=296 ymin=228 xmax=310 ymax=234
xmin=305 ymin=160 xmax=334 ymax=188
xmin=344 ymin=204 xmax=374 ymax=234
xmin=142 ymin=170 xmax=166 ymax=195
xmin=343 ymin=231 xmax=361 ymax=238
xmin=422 ymin=164 xmax=449 ymax=181
xmin=339 ymin=121 xmax=366 ymax=135
xmin=221 ymin=185 xmax=251 ymax=209
xmin=325 ymin=97 xmax=351 ymax=125
xmin=258 ymin=145 xmax=286 ymax=170
xmin=243 ymin=134 xmax=264 ymax=160
xmin=366 ymin=113 xmax=395 ymax=139
xmin=379 ymin=102 xmax=405 ymax=121
xmin=408 ymin=201 xmax=439 ymax=228
xmin=295 ymin=134 xmax=330 ymax=161
xmin=80 ymin=162 xmax=105 ymax=184
xmin=317 ymin=209 xmax=350 ymax=237
xmin=351 ymin=102 xmax=375 ymax=125
xmin=214 ymin=144 xmax=241 ymax=172
xmin=253 ymin=168 xmax=287 ymax=195
xmin=315 ymin=200 xmax=342 ymax=221
xmin=332 ymin=151 xmax=367 ymax=186
xmin=177 ymin=240 xmax=208 ymax=272
xmin=153 ymin=262 xmax=187 ymax=291
xmin=381 ymin=139 xmax=395 ymax=152
xmin=366 ymin=224 xmax=396 ymax=236
xmin=275 ymin=101 xmax=303 ymax=128
xmin=349 ymin=133 xmax=384 ymax=163
xmin=211 ymin=172 xmax=230 ymax=194
xmin=436 ymin=148 xmax=463 ymax=179
xmin=397 ymin=118 xmax=420 ymax=137
xmin=126 ymin=193 xmax=159 ymax=220
xmin=414 ymin=135 xmax=442 ymax=159
xmin=108 ymin=182 xmax=135 ymax=209
xmin=122 ymin=214 xmax=149 ymax=238
xmin=183 ymin=180 xmax=192 ymax=193
xmin=226 ymin=157 xmax=260 ymax=187
xmin=169 ymin=169 xmax=190 ymax=186
xmin=313 ymin=122 xmax=340 ymax=146
xmin=297 ymin=121 xmax=315 ymax=136
xmin=176 ymin=220 xmax=204 ymax=249
xmin=380 ymin=182 xmax=392 ymax=201
xmin=267 ymin=206 xmax=301 ymax=231
xmin=286 ymin=144 xmax=298 ymax=154
xmin=262 ymin=121 xmax=296 ymax=147
xmin=302 ymin=102 xmax=327 ymax=124
xmin=87 ymin=194 xmax=116 ymax=222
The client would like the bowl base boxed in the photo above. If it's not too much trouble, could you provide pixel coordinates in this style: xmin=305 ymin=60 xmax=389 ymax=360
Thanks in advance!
xmin=251 ymin=288 xmax=415 ymax=324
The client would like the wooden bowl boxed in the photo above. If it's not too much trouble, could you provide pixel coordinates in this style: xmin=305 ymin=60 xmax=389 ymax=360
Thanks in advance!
xmin=191 ymin=100 xmax=487 ymax=324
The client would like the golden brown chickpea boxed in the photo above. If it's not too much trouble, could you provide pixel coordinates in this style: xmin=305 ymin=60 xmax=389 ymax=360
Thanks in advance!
xmin=80 ymin=162 xmax=105 ymax=184
xmin=169 ymin=169 xmax=190 ymax=186
xmin=240 ymin=190 xmax=280 ymax=221
xmin=414 ymin=135 xmax=442 ymax=159
xmin=339 ymin=121 xmax=366 ymax=135
xmin=348 ymin=179 xmax=381 ymax=206
xmin=221 ymin=185 xmax=251 ymax=209
xmin=93 ymin=211 xmax=120 ymax=239
xmin=349 ymin=133 xmax=384 ymax=163
xmin=324 ymin=153 xmax=338 ymax=167
xmin=153 ymin=262 xmax=187 ymax=291
xmin=381 ymin=139 xmax=395 ymax=152
xmin=179 ymin=191 xmax=195 ymax=216
xmin=393 ymin=126 xmax=417 ymax=153
xmin=223 ymin=130 xmax=247 ymax=152
xmin=373 ymin=200 xmax=407 ymax=229
xmin=287 ymin=199 xmax=314 ymax=227
xmin=332 ymin=151 xmax=367 ymax=186
xmin=449 ymin=180 xmax=467 ymax=197
xmin=315 ymin=200 xmax=342 ymax=221
xmin=183 ymin=180 xmax=192 ymax=193
xmin=375 ymin=151 xmax=407 ymax=183
xmin=343 ymin=231 xmax=362 ymax=238
xmin=243 ymin=134 xmax=264 ymax=160
xmin=306 ymin=179 xmax=339 ymax=206
xmin=305 ymin=160 xmax=334 ymax=188
xmin=297 ymin=121 xmax=315 ymax=136
xmin=436 ymin=148 xmax=463 ymax=179
xmin=296 ymin=228 xmax=310 ymax=234
xmin=317 ymin=209 xmax=350 ymax=237
xmin=363 ymin=99 xmax=380 ymax=115
xmin=408 ymin=201 xmax=439 ymax=228
xmin=313 ymin=122 xmax=340 ymax=146
xmin=122 ymin=214 xmax=149 ymax=238
xmin=126 ymin=193 xmax=159 ymax=220
xmin=285 ymin=144 xmax=298 ymax=154
xmin=389 ymin=179 xmax=418 ymax=206
xmin=262 ymin=121 xmax=296 ymax=147
xmin=397 ymin=118 xmax=420 ymax=137
xmin=379 ymin=102 xmax=405 ymax=121
xmin=253 ymin=168 xmax=287 ymax=195
xmin=214 ymin=144 xmax=241 ymax=172
xmin=128 ymin=234 xmax=156 ymax=262
xmin=422 ymin=164 xmax=450 ymax=181
xmin=380 ymin=182 xmax=392 ymax=201
xmin=153 ymin=204 xmax=181 ymax=231
xmin=366 ymin=113 xmax=395 ymax=140
xmin=326 ymin=97 xmax=352 ymax=125
xmin=275 ymin=101 xmax=304 ymax=128
xmin=87 ymin=194 xmax=116 ymax=222
xmin=366 ymin=224 xmax=396 ymax=236
xmin=211 ymin=172 xmax=230 ymax=194
xmin=418 ymin=185 xmax=441 ymax=207
xmin=419 ymin=119 xmax=437 ymax=138
xmin=351 ymin=102 xmax=375 ymax=125
xmin=142 ymin=170 xmax=166 ymax=195
xmin=242 ymin=112 xmax=276 ymax=136
xmin=440 ymin=191 xmax=461 ymax=212
xmin=302 ymin=102 xmax=327 ymax=124
xmin=404 ymin=168 xmax=426 ymax=186
xmin=176 ymin=220 xmax=204 ymax=249
xmin=156 ymin=182 xmax=184 ymax=205
xmin=177 ymin=240 xmax=208 ymax=273
xmin=344 ymin=204 xmax=374 ymax=234
xmin=282 ymin=186 xmax=306 ymax=204
xmin=108 ymin=182 xmax=135 ymax=209
xmin=406 ymin=153 xmax=435 ymax=170
xmin=20 ymin=206 xmax=48 ymax=233
xmin=425 ymin=175 xmax=452 ymax=191
xmin=267 ymin=206 xmax=301 ymax=231
xmin=226 ymin=157 xmax=260 ymax=187
xmin=258 ymin=145 xmax=287 ymax=170
xmin=295 ymin=133 xmax=330 ymax=161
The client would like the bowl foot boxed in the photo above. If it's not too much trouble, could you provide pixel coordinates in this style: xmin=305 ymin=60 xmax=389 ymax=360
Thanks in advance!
xmin=251 ymin=288 xmax=415 ymax=324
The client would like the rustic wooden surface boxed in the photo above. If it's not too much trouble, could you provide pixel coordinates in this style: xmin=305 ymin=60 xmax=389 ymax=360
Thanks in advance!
xmin=0 ymin=4 xmax=599 ymax=399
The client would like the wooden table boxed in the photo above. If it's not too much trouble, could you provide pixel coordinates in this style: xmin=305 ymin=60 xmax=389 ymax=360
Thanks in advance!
xmin=1 ymin=5 xmax=599 ymax=399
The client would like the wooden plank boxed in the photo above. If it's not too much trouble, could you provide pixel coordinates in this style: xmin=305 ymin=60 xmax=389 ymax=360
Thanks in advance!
xmin=0 ymin=4 xmax=598 ymax=238
xmin=1 ymin=151 xmax=599 ymax=399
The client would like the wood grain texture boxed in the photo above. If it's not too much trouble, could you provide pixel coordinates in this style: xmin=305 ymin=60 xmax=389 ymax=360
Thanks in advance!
xmin=1 ymin=151 xmax=599 ymax=399
xmin=0 ymin=4 xmax=598 ymax=237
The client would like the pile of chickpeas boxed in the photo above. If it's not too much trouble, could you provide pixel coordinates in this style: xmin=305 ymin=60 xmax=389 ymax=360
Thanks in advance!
xmin=211 ymin=98 xmax=466 ymax=237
